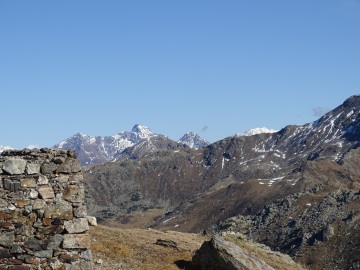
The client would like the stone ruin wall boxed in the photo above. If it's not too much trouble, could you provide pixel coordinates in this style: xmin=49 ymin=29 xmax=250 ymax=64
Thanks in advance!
xmin=0 ymin=148 xmax=94 ymax=270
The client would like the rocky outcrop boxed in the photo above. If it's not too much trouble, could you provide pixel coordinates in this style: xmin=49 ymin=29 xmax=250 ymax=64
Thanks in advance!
xmin=215 ymin=185 xmax=360 ymax=270
xmin=0 ymin=149 xmax=93 ymax=269
xmin=192 ymin=236 xmax=274 ymax=270
xmin=191 ymin=235 xmax=303 ymax=270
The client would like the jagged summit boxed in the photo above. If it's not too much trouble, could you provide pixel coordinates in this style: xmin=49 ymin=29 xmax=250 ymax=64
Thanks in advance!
xmin=236 ymin=127 xmax=278 ymax=137
xmin=131 ymin=124 xmax=154 ymax=138
xmin=54 ymin=124 xmax=156 ymax=165
xmin=178 ymin=132 xmax=210 ymax=148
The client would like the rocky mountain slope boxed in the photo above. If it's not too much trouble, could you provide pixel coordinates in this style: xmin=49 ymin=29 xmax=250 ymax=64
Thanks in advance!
xmin=214 ymin=174 xmax=360 ymax=269
xmin=84 ymin=95 xmax=360 ymax=223
xmin=53 ymin=124 xmax=209 ymax=165
xmin=83 ymin=95 xmax=360 ymax=269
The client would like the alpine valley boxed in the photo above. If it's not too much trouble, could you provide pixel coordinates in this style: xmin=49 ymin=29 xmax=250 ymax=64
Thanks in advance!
xmin=79 ymin=95 xmax=360 ymax=269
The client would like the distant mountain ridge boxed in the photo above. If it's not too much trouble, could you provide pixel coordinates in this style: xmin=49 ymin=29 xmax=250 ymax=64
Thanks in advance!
xmin=53 ymin=124 xmax=155 ymax=165
xmin=53 ymin=124 xmax=209 ymax=165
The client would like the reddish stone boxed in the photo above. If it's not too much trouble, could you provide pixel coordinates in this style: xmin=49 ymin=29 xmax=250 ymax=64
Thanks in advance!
xmin=0 ymin=221 xmax=13 ymax=229
xmin=25 ymin=257 xmax=41 ymax=265
xmin=38 ymin=186 xmax=55 ymax=199
xmin=12 ymin=199 xmax=29 ymax=208
xmin=42 ymin=218 xmax=52 ymax=226
xmin=4 ymin=258 xmax=22 ymax=265
xmin=8 ymin=266 xmax=31 ymax=270
xmin=54 ymin=265 xmax=66 ymax=270
xmin=0 ymin=213 xmax=12 ymax=220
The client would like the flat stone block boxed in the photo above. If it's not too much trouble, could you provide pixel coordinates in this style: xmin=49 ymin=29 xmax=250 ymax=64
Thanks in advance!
xmin=57 ymin=158 xmax=81 ymax=173
xmin=34 ymin=249 xmax=53 ymax=258
xmin=64 ymin=218 xmax=89 ymax=234
xmin=44 ymin=201 xmax=73 ymax=220
xmin=62 ymin=234 xmax=91 ymax=249
xmin=40 ymin=162 xmax=58 ymax=175
xmin=3 ymin=179 xmax=20 ymax=192
xmin=38 ymin=186 xmax=55 ymax=199
xmin=26 ymin=163 xmax=41 ymax=174
xmin=20 ymin=178 xmax=37 ymax=188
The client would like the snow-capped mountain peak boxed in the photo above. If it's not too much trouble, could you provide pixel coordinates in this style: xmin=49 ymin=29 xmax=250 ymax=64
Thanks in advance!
xmin=53 ymin=124 xmax=156 ymax=165
xmin=178 ymin=132 xmax=210 ymax=148
xmin=131 ymin=124 xmax=153 ymax=139
xmin=236 ymin=127 xmax=278 ymax=137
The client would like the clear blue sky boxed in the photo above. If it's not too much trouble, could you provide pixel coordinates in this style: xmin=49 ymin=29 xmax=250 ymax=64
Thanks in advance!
xmin=1 ymin=1 xmax=359 ymax=149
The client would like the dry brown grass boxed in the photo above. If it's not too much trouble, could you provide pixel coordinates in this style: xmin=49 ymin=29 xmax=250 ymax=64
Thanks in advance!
xmin=90 ymin=225 xmax=207 ymax=270
xmin=90 ymin=224 xmax=306 ymax=270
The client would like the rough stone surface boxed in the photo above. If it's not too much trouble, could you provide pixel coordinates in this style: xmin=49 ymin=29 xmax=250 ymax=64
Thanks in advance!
xmin=38 ymin=186 xmax=55 ymax=199
xmin=20 ymin=178 xmax=37 ymax=188
xmin=44 ymin=199 xmax=73 ymax=220
xmin=37 ymin=175 xmax=49 ymax=185
xmin=57 ymin=158 xmax=81 ymax=173
xmin=192 ymin=236 xmax=275 ymax=270
xmin=64 ymin=218 xmax=89 ymax=234
xmin=2 ymin=158 xmax=27 ymax=175
xmin=32 ymin=199 xmax=46 ymax=210
xmin=0 ymin=149 xmax=93 ymax=269
xmin=0 ymin=232 xmax=15 ymax=248
xmin=86 ymin=216 xmax=97 ymax=226
xmin=62 ymin=234 xmax=91 ymax=249
xmin=63 ymin=185 xmax=85 ymax=203
xmin=26 ymin=163 xmax=41 ymax=175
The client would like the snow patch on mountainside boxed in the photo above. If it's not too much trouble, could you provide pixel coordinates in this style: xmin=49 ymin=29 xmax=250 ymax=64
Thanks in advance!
xmin=236 ymin=127 xmax=278 ymax=137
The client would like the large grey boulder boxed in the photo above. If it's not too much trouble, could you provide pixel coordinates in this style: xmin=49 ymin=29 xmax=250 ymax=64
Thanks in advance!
xmin=192 ymin=236 xmax=275 ymax=270
xmin=2 ymin=158 xmax=27 ymax=175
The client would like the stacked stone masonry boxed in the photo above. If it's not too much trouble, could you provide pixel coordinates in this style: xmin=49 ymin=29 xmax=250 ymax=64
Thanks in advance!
xmin=0 ymin=149 xmax=93 ymax=270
